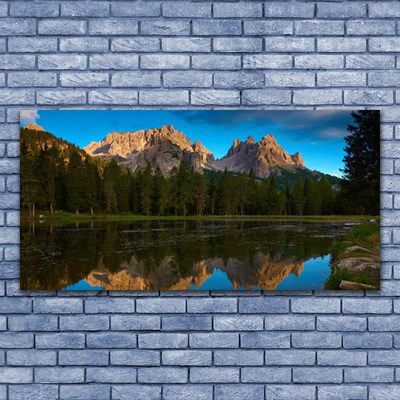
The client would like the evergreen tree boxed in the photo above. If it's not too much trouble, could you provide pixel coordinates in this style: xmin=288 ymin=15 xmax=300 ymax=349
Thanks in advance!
xmin=193 ymin=172 xmax=208 ymax=216
xmin=341 ymin=110 xmax=380 ymax=215
xmin=235 ymin=173 xmax=248 ymax=216
xmin=66 ymin=151 xmax=87 ymax=214
xmin=217 ymin=168 xmax=233 ymax=216
xmin=152 ymin=166 xmax=169 ymax=216
xmin=259 ymin=179 xmax=270 ymax=215
xmin=318 ymin=176 xmax=335 ymax=215
xmin=176 ymin=160 xmax=193 ymax=217
xmin=293 ymin=177 xmax=304 ymax=215
xmin=140 ymin=161 xmax=153 ymax=216
xmin=207 ymin=175 xmax=218 ymax=215
xmin=285 ymin=184 xmax=292 ymax=216
xmin=267 ymin=176 xmax=278 ymax=215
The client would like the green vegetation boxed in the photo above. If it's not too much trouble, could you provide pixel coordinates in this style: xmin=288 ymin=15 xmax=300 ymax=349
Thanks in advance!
xmin=325 ymin=222 xmax=380 ymax=290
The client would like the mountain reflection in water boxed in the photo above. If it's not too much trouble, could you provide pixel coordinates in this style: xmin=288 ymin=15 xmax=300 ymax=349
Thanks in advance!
xmin=21 ymin=220 xmax=346 ymax=291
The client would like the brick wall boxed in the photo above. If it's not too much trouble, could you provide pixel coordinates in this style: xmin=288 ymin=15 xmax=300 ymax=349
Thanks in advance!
xmin=0 ymin=1 xmax=399 ymax=399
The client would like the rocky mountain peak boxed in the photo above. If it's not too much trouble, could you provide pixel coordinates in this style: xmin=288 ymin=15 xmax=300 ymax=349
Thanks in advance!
xmin=245 ymin=135 xmax=256 ymax=144
xmin=23 ymin=123 xmax=45 ymax=132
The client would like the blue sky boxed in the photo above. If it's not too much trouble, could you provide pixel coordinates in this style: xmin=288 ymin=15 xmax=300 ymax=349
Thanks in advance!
xmin=20 ymin=109 xmax=354 ymax=177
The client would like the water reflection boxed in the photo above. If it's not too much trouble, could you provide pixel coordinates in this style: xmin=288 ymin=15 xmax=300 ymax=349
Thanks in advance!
xmin=20 ymin=220 xmax=346 ymax=291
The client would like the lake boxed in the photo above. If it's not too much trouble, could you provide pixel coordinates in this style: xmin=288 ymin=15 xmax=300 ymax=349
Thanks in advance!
xmin=20 ymin=219 xmax=347 ymax=291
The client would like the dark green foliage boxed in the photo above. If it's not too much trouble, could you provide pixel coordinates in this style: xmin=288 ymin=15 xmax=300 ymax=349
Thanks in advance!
xmin=324 ymin=267 xmax=378 ymax=290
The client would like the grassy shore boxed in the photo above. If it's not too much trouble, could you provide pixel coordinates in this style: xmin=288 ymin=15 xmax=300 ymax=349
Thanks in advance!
xmin=21 ymin=210 xmax=378 ymax=224
xmin=325 ymin=222 xmax=380 ymax=290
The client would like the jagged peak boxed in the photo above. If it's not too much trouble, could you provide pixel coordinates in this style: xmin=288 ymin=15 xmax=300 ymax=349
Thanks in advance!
xmin=260 ymin=133 xmax=278 ymax=144
xmin=23 ymin=123 xmax=45 ymax=132
xmin=245 ymin=135 xmax=256 ymax=144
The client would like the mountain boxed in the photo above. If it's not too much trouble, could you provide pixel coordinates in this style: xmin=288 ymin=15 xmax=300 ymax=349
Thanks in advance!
xmin=84 ymin=125 xmax=308 ymax=179
xmin=23 ymin=123 xmax=45 ymax=132
xmin=84 ymin=124 xmax=214 ymax=175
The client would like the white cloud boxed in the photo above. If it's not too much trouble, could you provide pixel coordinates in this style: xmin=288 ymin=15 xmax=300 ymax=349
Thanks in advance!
xmin=20 ymin=110 xmax=40 ymax=125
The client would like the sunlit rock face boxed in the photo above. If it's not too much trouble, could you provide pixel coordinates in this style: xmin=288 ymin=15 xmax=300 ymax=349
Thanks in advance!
xmin=84 ymin=252 xmax=309 ymax=291
xmin=84 ymin=125 xmax=306 ymax=178
xmin=23 ymin=123 xmax=45 ymax=132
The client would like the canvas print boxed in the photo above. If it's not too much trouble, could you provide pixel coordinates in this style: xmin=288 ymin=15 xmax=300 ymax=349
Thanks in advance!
xmin=20 ymin=110 xmax=380 ymax=291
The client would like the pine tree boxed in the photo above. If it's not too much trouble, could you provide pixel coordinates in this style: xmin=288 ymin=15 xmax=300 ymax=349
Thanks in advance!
xmin=207 ymin=174 xmax=218 ymax=215
xmin=217 ymin=168 xmax=233 ymax=216
xmin=176 ymin=160 xmax=193 ymax=217
xmin=66 ymin=151 xmax=86 ymax=214
xmin=293 ymin=176 xmax=304 ymax=216
xmin=318 ymin=176 xmax=335 ymax=215
xmin=193 ymin=172 xmax=208 ymax=216
xmin=140 ymin=161 xmax=153 ymax=216
xmin=267 ymin=176 xmax=278 ymax=215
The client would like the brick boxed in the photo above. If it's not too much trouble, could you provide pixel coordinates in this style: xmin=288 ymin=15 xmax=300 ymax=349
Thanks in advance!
xmin=112 ymin=385 xmax=161 ymax=400
xmin=381 ymin=125 xmax=395 ymax=141
xmin=295 ymin=55 xmax=344 ymax=69
xmin=347 ymin=20 xmax=395 ymax=36
xmin=369 ymin=350 xmax=400 ymax=366
xmin=370 ymin=71 xmax=400 ymax=87
xmin=346 ymin=55 xmax=395 ymax=69
xmin=318 ymin=38 xmax=366 ymax=53
xmin=242 ymin=367 xmax=291 ymax=383
xmin=0 ymin=55 xmax=35 ymax=70
xmin=0 ymin=333 xmax=33 ymax=348
xmin=0 ymin=297 xmax=31 ymax=313
xmin=38 ymin=55 xmax=87 ymax=70
xmin=60 ymin=315 xmax=109 ymax=331
xmin=112 ymin=38 xmax=160 ymax=52
xmin=191 ymin=90 xmax=240 ymax=106
xmin=369 ymin=2 xmax=400 ymax=18
xmin=189 ymin=332 xmax=238 ymax=348
xmin=7 ymin=349 xmax=56 ymax=366
xmin=369 ymin=316 xmax=400 ymax=331
xmin=90 ymin=19 xmax=138 ymax=35
xmin=86 ymin=367 xmax=136 ymax=383
xmin=60 ymin=385 xmax=110 ymax=400
xmin=163 ymin=71 xmax=211 ymax=88
xmin=292 ymin=298 xmax=341 ymax=313
xmin=111 ymin=315 xmax=160 ymax=330
xmin=162 ymin=38 xmax=211 ymax=53
xmin=139 ymin=90 xmax=188 ymax=105
xmin=39 ymin=20 xmax=86 ymax=35
xmin=34 ymin=298 xmax=82 ymax=314
xmin=382 ymin=160 xmax=394 ymax=175
xmin=343 ymin=299 xmax=391 ymax=314
xmin=265 ymin=72 xmax=314 ymax=88
xmin=240 ymin=297 xmax=288 ymax=313
xmin=214 ymin=38 xmax=262 ymax=53
xmin=241 ymin=332 xmax=290 ymax=349
xmin=141 ymin=55 xmax=189 ymax=70
xmin=87 ymin=332 xmax=137 ymax=349
xmin=318 ymin=72 xmax=366 ymax=87
xmin=141 ymin=21 xmax=189 ymax=36
xmin=344 ymin=90 xmax=393 ymax=105
xmin=111 ymin=350 xmax=159 ymax=366
xmin=345 ymin=367 xmax=393 ymax=383
xmin=317 ymin=3 xmax=366 ymax=19
xmin=85 ymin=298 xmax=135 ymax=313
xmin=10 ymin=2 xmax=59 ymax=17
xmin=193 ymin=20 xmax=241 ymax=36
xmin=370 ymin=38 xmax=400 ymax=53
xmin=265 ymin=350 xmax=315 ymax=366
xmin=0 ymin=160 xmax=19 ymax=174
xmin=163 ymin=385 xmax=212 ymax=400
xmin=242 ymin=89 xmax=291 ymax=105
xmin=214 ymin=3 xmax=262 ymax=18
xmin=317 ymin=316 xmax=366 ymax=331
xmin=318 ymin=350 xmax=366 ymax=366
xmin=59 ymin=350 xmax=109 ymax=366
xmin=60 ymin=38 xmax=108 ymax=52
xmin=0 ymin=19 xmax=36 ymax=36
xmin=112 ymin=3 xmax=160 ymax=17
xmin=244 ymin=21 xmax=292 ymax=36
xmin=192 ymin=55 xmax=241 ymax=70
xmin=163 ymin=2 xmax=210 ymax=18
xmin=190 ymin=367 xmax=239 ymax=383
xmin=215 ymin=385 xmax=264 ymax=400
xmin=162 ymin=350 xmax=211 ymax=366
xmin=343 ymin=333 xmax=392 ymax=349
xmin=264 ymin=37 xmax=314 ymax=53
xmin=35 ymin=368 xmax=84 ymax=383
xmin=265 ymin=2 xmax=314 ymax=18
xmin=0 ymin=367 xmax=32 ymax=383
xmin=90 ymin=54 xmax=138 ymax=70
xmin=265 ymin=386 xmax=316 ymax=400
xmin=214 ymin=315 xmax=263 ymax=331
xmin=265 ymin=315 xmax=314 ymax=331
xmin=138 ymin=367 xmax=187 ymax=383
xmin=139 ymin=333 xmax=187 ymax=349
xmin=9 ymin=385 xmax=58 ymax=400
xmin=37 ymin=90 xmax=86 ymax=105
xmin=0 ymin=262 xmax=19 ymax=277
xmin=162 ymin=315 xmax=211 ymax=331
xmin=214 ymin=350 xmax=263 ymax=366
xmin=8 ymin=315 xmax=57 ymax=331
xmin=60 ymin=73 xmax=109 ymax=88
xmin=295 ymin=20 xmax=344 ymax=36
xmin=318 ymin=385 xmax=367 ymax=400
xmin=187 ymin=298 xmax=237 ymax=313
xmin=292 ymin=333 xmax=341 ymax=349
xmin=62 ymin=2 xmax=110 ymax=17
xmin=293 ymin=367 xmax=342 ymax=383
xmin=9 ymin=37 xmax=57 ymax=53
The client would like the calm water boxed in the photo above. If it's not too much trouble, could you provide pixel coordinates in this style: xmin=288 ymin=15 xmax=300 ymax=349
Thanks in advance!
xmin=20 ymin=220 xmax=346 ymax=291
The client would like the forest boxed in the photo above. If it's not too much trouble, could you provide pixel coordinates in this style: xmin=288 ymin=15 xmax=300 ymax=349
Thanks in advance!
xmin=20 ymin=110 xmax=380 ymax=218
